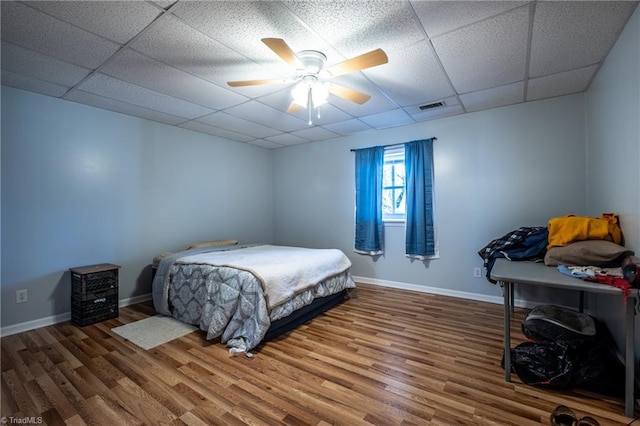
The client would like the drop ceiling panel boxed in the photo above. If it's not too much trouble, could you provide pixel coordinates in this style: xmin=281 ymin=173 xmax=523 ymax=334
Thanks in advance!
xmin=195 ymin=111 xmax=281 ymax=139
xmin=247 ymin=139 xmax=283 ymax=149
xmin=460 ymin=82 xmax=525 ymax=112
xmin=101 ymin=49 xmax=247 ymax=110
xmin=284 ymin=0 xmax=424 ymax=58
xmin=224 ymin=101 xmax=310 ymax=132
xmin=360 ymin=109 xmax=415 ymax=129
xmin=290 ymin=126 xmax=340 ymax=142
xmin=264 ymin=133 xmax=309 ymax=146
xmin=431 ymin=5 xmax=530 ymax=94
xmin=1 ymin=2 xmax=121 ymax=69
xmin=529 ymin=1 xmax=637 ymax=78
xmin=75 ymin=73 xmax=214 ymax=119
xmin=2 ymin=71 xmax=70 ymax=97
xmin=365 ymin=40 xmax=454 ymax=107
xmin=152 ymin=1 xmax=176 ymax=10
xmin=1 ymin=41 xmax=91 ymax=87
xmin=411 ymin=1 xmax=528 ymax=38
xmin=64 ymin=89 xmax=187 ymax=126
xmin=323 ymin=119 xmax=374 ymax=135
xmin=26 ymin=1 xmax=162 ymax=44
xmin=178 ymin=121 xmax=256 ymax=143
xmin=527 ymin=65 xmax=598 ymax=102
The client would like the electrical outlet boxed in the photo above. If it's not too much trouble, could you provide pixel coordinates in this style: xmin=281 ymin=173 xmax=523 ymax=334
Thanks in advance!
xmin=16 ymin=289 xmax=28 ymax=304
xmin=473 ymin=267 xmax=482 ymax=278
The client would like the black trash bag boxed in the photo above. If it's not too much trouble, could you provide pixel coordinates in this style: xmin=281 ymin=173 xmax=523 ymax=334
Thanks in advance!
xmin=511 ymin=305 xmax=625 ymax=393
xmin=506 ymin=341 xmax=576 ymax=389
xmin=573 ymin=338 xmax=625 ymax=396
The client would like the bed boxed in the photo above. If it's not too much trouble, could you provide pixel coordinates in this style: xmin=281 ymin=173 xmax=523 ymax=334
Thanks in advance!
xmin=151 ymin=243 xmax=355 ymax=353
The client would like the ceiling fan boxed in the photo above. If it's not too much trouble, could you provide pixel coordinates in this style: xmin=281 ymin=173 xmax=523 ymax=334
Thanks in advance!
xmin=228 ymin=38 xmax=388 ymax=125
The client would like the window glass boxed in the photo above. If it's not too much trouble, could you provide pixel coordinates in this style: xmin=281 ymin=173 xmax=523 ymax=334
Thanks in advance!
xmin=382 ymin=148 xmax=405 ymax=221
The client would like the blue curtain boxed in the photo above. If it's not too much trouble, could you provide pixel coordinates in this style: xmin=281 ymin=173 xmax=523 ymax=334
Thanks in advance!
xmin=405 ymin=139 xmax=435 ymax=258
xmin=354 ymin=146 xmax=384 ymax=254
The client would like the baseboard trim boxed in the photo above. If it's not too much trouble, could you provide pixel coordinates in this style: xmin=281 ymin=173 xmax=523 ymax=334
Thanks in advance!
xmin=0 ymin=280 xmax=535 ymax=338
xmin=0 ymin=294 xmax=153 ymax=337
xmin=352 ymin=276 xmax=538 ymax=309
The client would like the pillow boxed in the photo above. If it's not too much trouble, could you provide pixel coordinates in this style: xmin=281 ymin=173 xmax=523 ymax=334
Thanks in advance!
xmin=544 ymin=240 xmax=634 ymax=266
xmin=181 ymin=239 xmax=238 ymax=250
xmin=152 ymin=251 xmax=173 ymax=268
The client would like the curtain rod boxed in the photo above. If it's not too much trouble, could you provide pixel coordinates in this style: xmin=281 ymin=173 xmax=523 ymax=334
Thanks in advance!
xmin=350 ymin=137 xmax=437 ymax=152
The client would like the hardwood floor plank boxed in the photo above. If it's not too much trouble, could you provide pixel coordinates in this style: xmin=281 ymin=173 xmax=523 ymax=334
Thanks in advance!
xmin=2 ymin=369 xmax=40 ymax=416
xmin=178 ymin=410 xmax=210 ymax=426
xmin=111 ymin=377 xmax=177 ymax=425
xmin=83 ymin=393 xmax=141 ymax=426
xmin=1 ymin=375 xmax=19 ymax=414
xmin=234 ymin=377 xmax=323 ymax=425
xmin=64 ymin=413 xmax=89 ymax=426
xmin=0 ymin=283 xmax=634 ymax=425
xmin=140 ymin=380 xmax=194 ymax=418
xmin=2 ymin=342 xmax=35 ymax=383
xmin=23 ymin=379 xmax=53 ymax=414
xmin=35 ymin=373 xmax=79 ymax=420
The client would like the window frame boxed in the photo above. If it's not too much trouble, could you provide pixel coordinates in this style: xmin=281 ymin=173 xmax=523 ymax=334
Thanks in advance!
xmin=382 ymin=146 xmax=406 ymax=223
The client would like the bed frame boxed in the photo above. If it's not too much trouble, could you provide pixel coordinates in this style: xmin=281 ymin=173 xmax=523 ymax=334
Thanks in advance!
xmin=263 ymin=289 xmax=349 ymax=341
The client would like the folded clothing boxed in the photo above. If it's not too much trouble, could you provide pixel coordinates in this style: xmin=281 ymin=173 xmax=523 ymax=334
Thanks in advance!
xmin=547 ymin=213 xmax=622 ymax=249
xmin=544 ymin=240 xmax=633 ymax=267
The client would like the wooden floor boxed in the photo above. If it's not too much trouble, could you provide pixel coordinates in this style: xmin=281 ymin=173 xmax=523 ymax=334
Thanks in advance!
xmin=1 ymin=284 xmax=634 ymax=425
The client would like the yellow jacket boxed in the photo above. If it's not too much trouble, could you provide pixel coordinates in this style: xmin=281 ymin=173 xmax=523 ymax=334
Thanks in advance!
xmin=547 ymin=213 xmax=622 ymax=249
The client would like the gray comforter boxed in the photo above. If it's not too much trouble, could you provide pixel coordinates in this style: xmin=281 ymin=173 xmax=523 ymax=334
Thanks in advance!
xmin=152 ymin=244 xmax=355 ymax=352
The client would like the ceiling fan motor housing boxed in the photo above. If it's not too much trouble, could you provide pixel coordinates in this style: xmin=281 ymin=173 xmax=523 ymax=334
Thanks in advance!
xmin=296 ymin=50 xmax=327 ymax=74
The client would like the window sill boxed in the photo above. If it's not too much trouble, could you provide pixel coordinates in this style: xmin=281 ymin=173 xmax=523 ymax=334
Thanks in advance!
xmin=383 ymin=220 xmax=405 ymax=228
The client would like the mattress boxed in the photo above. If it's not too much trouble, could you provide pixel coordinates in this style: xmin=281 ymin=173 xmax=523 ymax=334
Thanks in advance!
xmin=152 ymin=244 xmax=355 ymax=353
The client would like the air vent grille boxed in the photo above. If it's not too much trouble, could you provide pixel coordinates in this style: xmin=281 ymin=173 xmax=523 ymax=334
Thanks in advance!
xmin=419 ymin=101 xmax=445 ymax=110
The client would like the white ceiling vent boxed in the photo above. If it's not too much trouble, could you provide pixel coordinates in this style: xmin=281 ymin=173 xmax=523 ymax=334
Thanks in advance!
xmin=418 ymin=100 xmax=446 ymax=110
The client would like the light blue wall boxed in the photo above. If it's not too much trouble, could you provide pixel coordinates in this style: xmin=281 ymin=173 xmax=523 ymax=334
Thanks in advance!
xmin=273 ymin=94 xmax=588 ymax=303
xmin=586 ymin=6 xmax=640 ymax=354
xmin=2 ymin=6 xmax=637 ymax=341
xmin=1 ymin=86 xmax=274 ymax=329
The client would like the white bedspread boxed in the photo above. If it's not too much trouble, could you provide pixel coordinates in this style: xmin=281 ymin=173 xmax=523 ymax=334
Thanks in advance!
xmin=176 ymin=245 xmax=352 ymax=309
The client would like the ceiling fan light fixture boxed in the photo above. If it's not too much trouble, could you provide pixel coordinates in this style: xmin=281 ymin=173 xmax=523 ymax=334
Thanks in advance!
xmin=291 ymin=81 xmax=310 ymax=107
xmin=311 ymin=81 xmax=329 ymax=107
xmin=291 ymin=77 xmax=329 ymax=108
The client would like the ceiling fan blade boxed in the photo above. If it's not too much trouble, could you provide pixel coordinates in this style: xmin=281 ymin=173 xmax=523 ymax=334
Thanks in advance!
xmin=328 ymin=83 xmax=371 ymax=104
xmin=262 ymin=38 xmax=305 ymax=70
xmin=287 ymin=102 xmax=303 ymax=113
xmin=227 ymin=78 xmax=291 ymax=87
xmin=324 ymin=48 xmax=388 ymax=77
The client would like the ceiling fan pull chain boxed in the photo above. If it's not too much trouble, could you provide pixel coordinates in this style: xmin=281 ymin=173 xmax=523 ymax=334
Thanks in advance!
xmin=307 ymin=87 xmax=313 ymax=125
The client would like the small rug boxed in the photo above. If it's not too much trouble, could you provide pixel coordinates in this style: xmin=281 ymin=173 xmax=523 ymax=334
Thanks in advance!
xmin=112 ymin=315 xmax=198 ymax=350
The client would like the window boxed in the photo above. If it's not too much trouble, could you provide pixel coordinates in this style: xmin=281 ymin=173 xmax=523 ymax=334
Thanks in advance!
xmin=354 ymin=138 xmax=436 ymax=258
xmin=382 ymin=147 xmax=405 ymax=222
